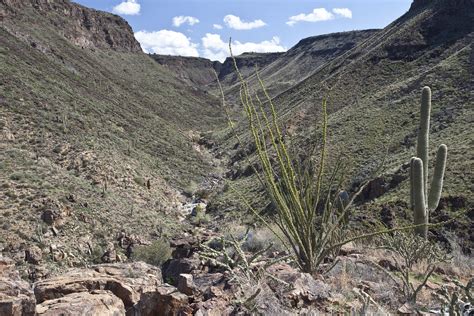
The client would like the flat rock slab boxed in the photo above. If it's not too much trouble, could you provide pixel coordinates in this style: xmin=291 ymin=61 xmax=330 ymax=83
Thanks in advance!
xmin=36 ymin=290 xmax=125 ymax=316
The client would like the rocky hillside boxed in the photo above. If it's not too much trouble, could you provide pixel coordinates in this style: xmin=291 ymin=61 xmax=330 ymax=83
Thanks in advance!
xmin=217 ymin=52 xmax=284 ymax=86
xmin=218 ymin=30 xmax=379 ymax=101
xmin=150 ymin=51 xmax=284 ymax=89
xmin=0 ymin=0 xmax=226 ymax=272
xmin=150 ymin=30 xmax=378 ymax=99
xmin=204 ymin=0 xmax=473 ymax=252
xmin=267 ymin=0 xmax=473 ymax=191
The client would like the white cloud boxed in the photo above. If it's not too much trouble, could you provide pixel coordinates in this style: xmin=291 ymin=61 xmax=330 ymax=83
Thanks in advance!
xmin=172 ymin=16 xmax=200 ymax=27
xmin=286 ymin=8 xmax=334 ymax=26
xmin=112 ymin=0 xmax=140 ymax=15
xmin=333 ymin=8 xmax=353 ymax=19
xmin=201 ymin=33 xmax=286 ymax=62
xmin=223 ymin=15 xmax=266 ymax=30
xmin=134 ymin=30 xmax=199 ymax=57
xmin=213 ymin=24 xmax=223 ymax=30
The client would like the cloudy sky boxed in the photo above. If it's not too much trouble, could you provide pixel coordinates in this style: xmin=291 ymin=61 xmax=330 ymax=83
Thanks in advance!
xmin=74 ymin=0 xmax=412 ymax=61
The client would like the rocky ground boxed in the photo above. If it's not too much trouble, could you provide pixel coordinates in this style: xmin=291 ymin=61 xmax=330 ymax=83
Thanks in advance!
xmin=1 ymin=214 xmax=473 ymax=315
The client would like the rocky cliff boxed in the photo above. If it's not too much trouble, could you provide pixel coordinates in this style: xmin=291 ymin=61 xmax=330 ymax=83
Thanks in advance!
xmin=150 ymin=54 xmax=222 ymax=87
xmin=218 ymin=52 xmax=284 ymax=83
xmin=0 ymin=0 xmax=142 ymax=52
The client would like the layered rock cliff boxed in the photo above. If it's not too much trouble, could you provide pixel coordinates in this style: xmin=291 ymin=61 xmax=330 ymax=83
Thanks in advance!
xmin=0 ymin=0 xmax=141 ymax=52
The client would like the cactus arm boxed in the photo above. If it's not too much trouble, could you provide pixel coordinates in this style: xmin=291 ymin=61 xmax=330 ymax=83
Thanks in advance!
xmin=428 ymin=144 xmax=447 ymax=211
xmin=409 ymin=157 xmax=416 ymax=211
xmin=416 ymin=86 xmax=431 ymax=202
xmin=412 ymin=158 xmax=428 ymax=238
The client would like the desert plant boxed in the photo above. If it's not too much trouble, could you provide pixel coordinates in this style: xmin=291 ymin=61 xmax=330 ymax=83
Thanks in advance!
xmin=410 ymin=87 xmax=448 ymax=238
xmin=199 ymin=227 xmax=290 ymax=310
xmin=352 ymin=287 xmax=386 ymax=315
xmin=216 ymin=44 xmax=399 ymax=273
xmin=191 ymin=204 xmax=210 ymax=226
xmin=199 ymin=227 xmax=288 ymax=281
xmin=434 ymin=278 xmax=474 ymax=316
xmin=132 ymin=239 xmax=171 ymax=267
xmin=376 ymin=231 xmax=451 ymax=304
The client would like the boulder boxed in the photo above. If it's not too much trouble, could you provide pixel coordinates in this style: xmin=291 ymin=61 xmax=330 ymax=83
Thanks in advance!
xmin=177 ymin=274 xmax=196 ymax=296
xmin=0 ymin=256 xmax=36 ymax=316
xmin=155 ymin=285 xmax=192 ymax=315
xmin=101 ymin=242 xmax=117 ymax=263
xmin=36 ymin=290 xmax=125 ymax=315
xmin=267 ymin=263 xmax=330 ymax=308
xmin=34 ymin=261 xmax=169 ymax=316
xmin=25 ymin=245 xmax=43 ymax=265
xmin=380 ymin=205 xmax=396 ymax=228
xmin=40 ymin=199 xmax=70 ymax=227
xmin=162 ymin=257 xmax=199 ymax=285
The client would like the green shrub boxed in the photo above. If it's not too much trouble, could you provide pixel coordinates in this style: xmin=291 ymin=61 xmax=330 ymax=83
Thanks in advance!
xmin=133 ymin=239 xmax=171 ymax=267
xmin=191 ymin=205 xmax=210 ymax=226
xmin=133 ymin=176 xmax=146 ymax=187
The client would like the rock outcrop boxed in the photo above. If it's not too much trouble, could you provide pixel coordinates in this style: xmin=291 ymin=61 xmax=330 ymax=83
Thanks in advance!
xmin=36 ymin=290 xmax=125 ymax=316
xmin=0 ymin=0 xmax=142 ymax=52
xmin=150 ymin=55 xmax=222 ymax=87
xmin=0 ymin=256 xmax=36 ymax=316
xmin=33 ymin=262 xmax=181 ymax=316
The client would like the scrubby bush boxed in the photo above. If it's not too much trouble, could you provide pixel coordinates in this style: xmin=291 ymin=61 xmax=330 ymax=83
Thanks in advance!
xmin=376 ymin=231 xmax=451 ymax=304
xmin=133 ymin=239 xmax=171 ymax=267
xmin=191 ymin=204 xmax=210 ymax=226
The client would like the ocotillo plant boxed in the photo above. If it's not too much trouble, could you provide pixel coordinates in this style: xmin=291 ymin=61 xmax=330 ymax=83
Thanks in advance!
xmin=410 ymin=87 xmax=448 ymax=238
xmin=217 ymin=42 xmax=399 ymax=273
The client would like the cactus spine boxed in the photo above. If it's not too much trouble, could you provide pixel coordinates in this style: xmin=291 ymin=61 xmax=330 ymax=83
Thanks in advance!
xmin=410 ymin=87 xmax=448 ymax=238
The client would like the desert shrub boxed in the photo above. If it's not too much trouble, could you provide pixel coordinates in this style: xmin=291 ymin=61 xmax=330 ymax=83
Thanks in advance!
xmin=376 ymin=231 xmax=451 ymax=304
xmin=190 ymin=204 xmax=210 ymax=226
xmin=90 ymin=242 xmax=107 ymax=264
xmin=200 ymin=226 xmax=289 ymax=276
xmin=216 ymin=46 xmax=396 ymax=273
xmin=195 ymin=188 xmax=212 ymax=200
xmin=241 ymin=225 xmax=285 ymax=254
xmin=183 ymin=181 xmax=198 ymax=197
xmin=133 ymin=239 xmax=171 ymax=267
xmin=133 ymin=176 xmax=146 ymax=187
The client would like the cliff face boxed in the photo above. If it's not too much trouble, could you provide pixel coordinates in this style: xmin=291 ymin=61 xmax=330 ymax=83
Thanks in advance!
xmin=150 ymin=55 xmax=222 ymax=87
xmin=218 ymin=52 xmax=284 ymax=82
xmin=0 ymin=0 xmax=142 ymax=52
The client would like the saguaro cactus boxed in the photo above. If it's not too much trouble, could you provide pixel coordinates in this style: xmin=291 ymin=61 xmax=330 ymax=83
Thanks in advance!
xmin=410 ymin=87 xmax=448 ymax=238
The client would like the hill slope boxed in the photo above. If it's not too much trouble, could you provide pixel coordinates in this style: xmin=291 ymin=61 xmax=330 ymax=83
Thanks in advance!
xmin=207 ymin=0 xmax=473 ymax=251
xmin=219 ymin=30 xmax=379 ymax=101
xmin=0 ymin=0 xmax=225 ymax=266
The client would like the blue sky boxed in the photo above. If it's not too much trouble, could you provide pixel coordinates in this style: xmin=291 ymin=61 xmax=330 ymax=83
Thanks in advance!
xmin=74 ymin=0 xmax=412 ymax=61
